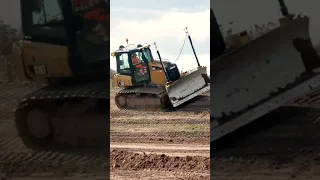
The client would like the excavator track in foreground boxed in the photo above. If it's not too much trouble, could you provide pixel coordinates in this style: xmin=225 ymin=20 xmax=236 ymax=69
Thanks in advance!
xmin=115 ymin=87 xmax=171 ymax=110
xmin=15 ymin=81 xmax=109 ymax=151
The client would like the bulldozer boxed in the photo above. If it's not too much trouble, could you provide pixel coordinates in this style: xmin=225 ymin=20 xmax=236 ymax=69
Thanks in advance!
xmin=11 ymin=0 xmax=110 ymax=150
xmin=111 ymin=29 xmax=210 ymax=109
xmin=210 ymin=0 xmax=320 ymax=143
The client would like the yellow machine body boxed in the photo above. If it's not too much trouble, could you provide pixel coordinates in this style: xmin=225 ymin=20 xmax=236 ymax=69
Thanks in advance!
xmin=11 ymin=40 xmax=72 ymax=82
xmin=114 ymin=60 xmax=167 ymax=88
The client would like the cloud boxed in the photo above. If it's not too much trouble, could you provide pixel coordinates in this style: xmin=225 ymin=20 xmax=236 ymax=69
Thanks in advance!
xmin=110 ymin=7 xmax=210 ymax=73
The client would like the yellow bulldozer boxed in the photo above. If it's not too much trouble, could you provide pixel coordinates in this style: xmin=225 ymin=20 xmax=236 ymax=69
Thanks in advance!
xmin=11 ymin=0 xmax=110 ymax=151
xmin=111 ymin=29 xmax=210 ymax=109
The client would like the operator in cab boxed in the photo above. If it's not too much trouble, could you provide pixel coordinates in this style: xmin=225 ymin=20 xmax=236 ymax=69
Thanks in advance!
xmin=132 ymin=53 xmax=142 ymax=65
xmin=132 ymin=53 xmax=147 ymax=75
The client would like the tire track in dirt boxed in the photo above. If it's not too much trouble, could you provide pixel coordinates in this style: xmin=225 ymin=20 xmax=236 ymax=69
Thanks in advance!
xmin=0 ymin=136 xmax=26 ymax=151
xmin=0 ymin=134 xmax=109 ymax=177
xmin=9 ymin=173 xmax=109 ymax=180
xmin=0 ymin=150 xmax=108 ymax=177
xmin=111 ymin=142 xmax=210 ymax=157
xmin=111 ymin=116 xmax=209 ymax=125
xmin=110 ymin=170 xmax=209 ymax=180
xmin=111 ymin=131 xmax=209 ymax=144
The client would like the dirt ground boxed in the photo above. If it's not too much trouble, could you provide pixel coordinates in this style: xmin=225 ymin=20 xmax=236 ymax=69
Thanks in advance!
xmin=0 ymin=83 xmax=210 ymax=180
xmin=109 ymin=88 xmax=210 ymax=179
xmin=6 ymin=83 xmax=320 ymax=179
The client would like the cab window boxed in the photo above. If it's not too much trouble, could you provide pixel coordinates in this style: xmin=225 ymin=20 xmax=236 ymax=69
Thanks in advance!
xmin=117 ymin=53 xmax=131 ymax=75
xmin=24 ymin=0 xmax=66 ymax=40
xmin=142 ymin=48 xmax=153 ymax=62
xmin=32 ymin=1 xmax=63 ymax=25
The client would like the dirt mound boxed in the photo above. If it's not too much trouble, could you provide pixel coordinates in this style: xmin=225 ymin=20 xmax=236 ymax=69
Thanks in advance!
xmin=110 ymin=150 xmax=209 ymax=172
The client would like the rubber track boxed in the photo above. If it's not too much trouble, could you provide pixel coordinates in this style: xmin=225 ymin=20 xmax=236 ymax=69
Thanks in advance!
xmin=20 ymin=81 xmax=109 ymax=102
xmin=15 ymin=81 xmax=109 ymax=150
xmin=115 ymin=87 xmax=168 ymax=109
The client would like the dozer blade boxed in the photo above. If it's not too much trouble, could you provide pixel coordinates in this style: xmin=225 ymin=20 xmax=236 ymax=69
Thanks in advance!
xmin=166 ymin=66 xmax=210 ymax=107
xmin=210 ymin=15 xmax=320 ymax=143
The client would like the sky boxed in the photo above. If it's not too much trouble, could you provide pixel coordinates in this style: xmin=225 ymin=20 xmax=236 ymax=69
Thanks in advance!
xmin=110 ymin=0 xmax=210 ymax=74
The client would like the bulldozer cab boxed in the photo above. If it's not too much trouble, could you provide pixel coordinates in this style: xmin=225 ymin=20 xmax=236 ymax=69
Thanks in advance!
xmin=20 ymin=0 xmax=110 ymax=75
xmin=114 ymin=44 xmax=153 ymax=84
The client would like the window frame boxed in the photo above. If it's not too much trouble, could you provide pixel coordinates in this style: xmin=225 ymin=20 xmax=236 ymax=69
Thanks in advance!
xmin=32 ymin=0 xmax=64 ymax=26
xmin=20 ymin=0 xmax=68 ymax=45
xmin=141 ymin=48 xmax=154 ymax=63
xmin=116 ymin=52 xmax=133 ymax=76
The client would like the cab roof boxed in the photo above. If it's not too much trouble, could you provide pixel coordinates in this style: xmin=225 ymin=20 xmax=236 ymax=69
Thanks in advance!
xmin=115 ymin=44 xmax=150 ymax=53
